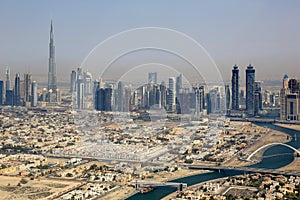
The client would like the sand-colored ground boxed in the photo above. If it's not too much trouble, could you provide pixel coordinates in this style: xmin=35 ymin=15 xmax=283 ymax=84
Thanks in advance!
xmin=0 ymin=175 xmax=79 ymax=200
xmin=225 ymin=128 xmax=290 ymax=167
xmin=100 ymin=186 xmax=136 ymax=200
xmin=275 ymin=123 xmax=300 ymax=131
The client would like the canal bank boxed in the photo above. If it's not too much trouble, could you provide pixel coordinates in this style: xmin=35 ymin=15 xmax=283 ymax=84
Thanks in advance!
xmin=127 ymin=123 xmax=300 ymax=200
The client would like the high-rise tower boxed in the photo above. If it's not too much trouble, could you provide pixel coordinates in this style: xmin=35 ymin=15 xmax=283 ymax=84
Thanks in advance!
xmin=168 ymin=77 xmax=176 ymax=112
xmin=48 ymin=20 xmax=57 ymax=93
xmin=148 ymin=72 xmax=157 ymax=84
xmin=5 ymin=67 xmax=10 ymax=91
xmin=280 ymin=75 xmax=300 ymax=121
xmin=246 ymin=64 xmax=255 ymax=115
xmin=70 ymin=70 xmax=77 ymax=92
xmin=31 ymin=81 xmax=38 ymax=107
xmin=0 ymin=81 xmax=3 ymax=105
xmin=14 ymin=73 xmax=21 ymax=106
xmin=231 ymin=65 xmax=239 ymax=110
xmin=24 ymin=73 xmax=32 ymax=102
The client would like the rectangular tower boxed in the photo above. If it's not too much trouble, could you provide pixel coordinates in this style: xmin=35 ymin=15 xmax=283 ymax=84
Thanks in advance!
xmin=246 ymin=64 xmax=255 ymax=115
xmin=231 ymin=65 xmax=239 ymax=110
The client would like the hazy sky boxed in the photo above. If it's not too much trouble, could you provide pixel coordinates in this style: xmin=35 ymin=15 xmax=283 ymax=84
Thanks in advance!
xmin=0 ymin=0 xmax=299 ymax=83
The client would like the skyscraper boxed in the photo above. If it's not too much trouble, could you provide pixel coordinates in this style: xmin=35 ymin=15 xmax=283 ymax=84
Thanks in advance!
xmin=117 ymin=81 xmax=124 ymax=111
xmin=95 ymin=87 xmax=112 ymax=111
xmin=246 ymin=64 xmax=255 ymax=115
xmin=5 ymin=90 xmax=13 ymax=106
xmin=48 ymin=20 xmax=57 ymax=93
xmin=0 ymin=81 xmax=3 ymax=105
xmin=93 ymin=80 xmax=100 ymax=109
xmin=176 ymin=74 xmax=182 ymax=94
xmin=13 ymin=73 xmax=21 ymax=106
xmin=193 ymin=85 xmax=205 ymax=118
xmin=231 ymin=65 xmax=239 ymax=110
xmin=280 ymin=75 xmax=300 ymax=121
xmin=84 ymin=71 xmax=93 ymax=95
xmin=76 ymin=69 xmax=84 ymax=109
xmin=148 ymin=72 xmax=157 ymax=84
xmin=225 ymin=84 xmax=231 ymax=110
xmin=254 ymin=81 xmax=262 ymax=115
xmin=70 ymin=70 xmax=77 ymax=92
xmin=168 ymin=77 xmax=176 ymax=112
xmin=24 ymin=73 xmax=32 ymax=102
xmin=5 ymin=67 xmax=10 ymax=91
xmin=31 ymin=81 xmax=38 ymax=107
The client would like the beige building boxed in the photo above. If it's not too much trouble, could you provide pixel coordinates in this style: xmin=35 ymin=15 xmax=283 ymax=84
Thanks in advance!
xmin=280 ymin=74 xmax=300 ymax=121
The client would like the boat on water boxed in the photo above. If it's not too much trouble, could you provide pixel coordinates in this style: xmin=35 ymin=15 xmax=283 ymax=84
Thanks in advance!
xmin=139 ymin=186 xmax=156 ymax=194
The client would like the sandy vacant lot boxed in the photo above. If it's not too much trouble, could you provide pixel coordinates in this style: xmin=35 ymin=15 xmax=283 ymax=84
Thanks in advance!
xmin=0 ymin=176 xmax=79 ymax=200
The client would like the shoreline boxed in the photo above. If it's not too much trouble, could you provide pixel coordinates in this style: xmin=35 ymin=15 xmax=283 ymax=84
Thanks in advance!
xmin=274 ymin=123 xmax=300 ymax=131
xmin=161 ymin=122 xmax=295 ymax=200
xmin=102 ymin=169 xmax=210 ymax=200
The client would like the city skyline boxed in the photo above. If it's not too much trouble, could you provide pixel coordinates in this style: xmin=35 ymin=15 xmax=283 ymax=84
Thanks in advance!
xmin=1 ymin=2 xmax=300 ymax=199
xmin=0 ymin=1 xmax=300 ymax=82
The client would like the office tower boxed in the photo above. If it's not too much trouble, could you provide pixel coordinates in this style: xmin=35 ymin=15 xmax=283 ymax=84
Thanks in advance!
xmin=193 ymin=85 xmax=205 ymax=118
xmin=95 ymin=87 xmax=112 ymax=111
xmin=280 ymin=75 xmax=300 ymax=121
xmin=168 ymin=77 xmax=176 ymax=112
xmin=95 ymin=88 xmax=104 ymax=111
xmin=117 ymin=81 xmax=124 ymax=111
xmin=123 ymin=85 xmax=131 ymax=112
xmin=148 ymin=72 xmax=157 ymax=84
xmin=5 ymin=67 xmax=10 ymax=91
xmin=5 ymin=90 xmax=13 ymax=106
xmin=254 ymin=81 xmax=262 ymax=115
xmin=84 ymin=71 xmax=93 ymax=95
xmin=280 ymin=74 xmax=290 ymax=120
xmin=246 ymin=64 xmax=255 ymax=115
xmin=231 ymin=65 xmax=239 ymax=110
xmin=48 ymin=20 xmax=57 ymax=93
xmin=176 ymin=74 xmax=182 ymax=94
xmin=24 ymin=73 xmax=32 ymax=102
xmin=225 ymin=84 xmax=231 ymax=110
xmin=70 ymin=70 xmax=77 ymax=92
xmin=77 ymin=80 xmax=84 ymax=109
xmin=20 ymin=80 xmax=25 ymax=104
xmin=207 ymin=87 xmax=223 ymax=114
xmin=93 ymin=80 xmax=100 ymax=109
xmin=176 ymin=88 xmax=191 ymax=114
xmin=160 ymin=81 xmax=167 ymax=108
xmin=148 ymin=84 xmax=160 ymax=107
xmin=104 ymin=87 xmax=113 ymax=111
xmin=0 ymin=81 xmax=3 ymax=105
xmin=76 ymin=68 xmax=84 ymax=109
xmin=13 ymin=73 xmax=21 ymax=106
xmin=31 ymin=81 xmax=38 ymax=107
xmin=77 ymin=79 xmax=84 ymax=109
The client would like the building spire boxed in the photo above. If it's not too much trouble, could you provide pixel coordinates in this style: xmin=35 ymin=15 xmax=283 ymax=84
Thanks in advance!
xmin=50 ymin=20 xmax=54 ymax=40
xmin=48 ymin=19 xmax=57 ymax=93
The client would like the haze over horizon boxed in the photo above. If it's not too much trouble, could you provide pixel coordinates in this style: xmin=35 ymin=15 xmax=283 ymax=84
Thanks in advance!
xmin=0 ymin=0 xmax=299 ymax=83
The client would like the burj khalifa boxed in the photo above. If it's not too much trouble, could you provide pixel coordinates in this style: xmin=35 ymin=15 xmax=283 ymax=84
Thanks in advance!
xmin=48 ymin=20 xmax=57 ymax=93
